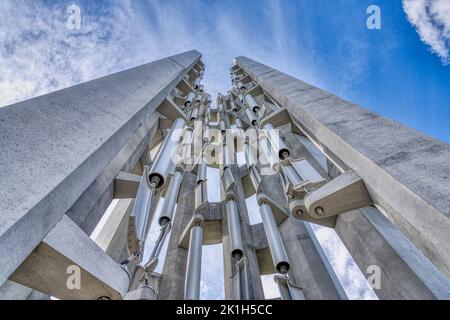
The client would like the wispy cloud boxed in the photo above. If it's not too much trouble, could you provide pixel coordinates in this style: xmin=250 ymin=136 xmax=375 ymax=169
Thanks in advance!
xmin=311 ymin=225 xmax=378 ymax=300
xmin=0 ymin=0 xmax=323 ymax=107
xmin=403 ymin=0 xmax=450 ymax=64
xmin=0 ymin=0 xmax=162 ymax=107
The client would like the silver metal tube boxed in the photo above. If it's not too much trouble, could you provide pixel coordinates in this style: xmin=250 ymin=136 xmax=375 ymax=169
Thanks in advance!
xmin=244 ymin=107 xmax=257 ymax=126
xmin=193 ymin=78 xmax=201 ymax=90
xmin=149 ymin=118 xmax=186 ymax=189
xmin=158 ymin=169 xmax=183 ymax=225
xmin=263 ymin=123 xmax=291 ymax=159
xmin=235 ymin=117 xmax=243 ymax=129
xmin=195 ymin=94 xmax=202 ymax=105
xmin=259 ymin=203 xmax=290 ymax=273
xmin=197 ymin=161 xmax=207 ymax=184
xmin=223 ymin=143 xmax=234 ymax=167
xmin=184 ymin=225 xmax=203 ymax=300
xmin=239 ymin=94 xmax=245 ymax=105
xmin=219 ymin=119 xmax=227 ymax=134
xmin=190 ymin=107 xmax=199 ymax=121
xmin=226 ymin=199 xmax=244 ymax=259
xmin=222 ymin=166 xmax=235 ymax=191
xmin=230 ymin=100 xmax=238 ymax=113
xmin=245 ymin=94 xmax=259 ymax=113
xmin=184 ymin=92 xmax=195 ymax=108
xmin=238 ymin=81 xmax=246 ymax=91
xmin=281 ymin=163 xmax=304 ymax=187
xmin=195 ymin=180 xmax=208 ymax=210
xmin=133 ymin=167 xmax=157 ymax=242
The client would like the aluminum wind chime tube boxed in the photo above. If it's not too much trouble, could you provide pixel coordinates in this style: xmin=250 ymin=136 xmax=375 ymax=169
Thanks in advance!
xmin=259 ymin=202 xmax=290 ymax=274
xmin=184 ymin=223 xmax=203 ymax=300
xmin=158 ymin=167 xmax=184 ymax=225
xmin=226 ymin=196 xmax=244 ymax=260
xmin=132 ymin=117 xmax=186 ymax=246
xmin=262 ymin=123 xmax=291 ymax=160
xmin=245 ymin=94 xmax=260 ymax=113
xmin=148 ymin=118 xmax=186 ymax=189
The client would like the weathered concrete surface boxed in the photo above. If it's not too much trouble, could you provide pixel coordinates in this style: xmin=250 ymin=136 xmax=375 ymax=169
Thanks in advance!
xmin=0 ymin=50 xmax=201 ymax=286
xmin=10 ymin=216 xmax=130 ymax=300
xmin=67 ymin=115 xmax=159 ymax=235
xmin=92 ymin=199 xmax=134 ymax=263
xmin=236 ymin=56 xmax=450 ymax=278
xmin=336 ymin=207 xmax=450 ymax=299
xmin=0 ymin=281 xmax=49 ymax=300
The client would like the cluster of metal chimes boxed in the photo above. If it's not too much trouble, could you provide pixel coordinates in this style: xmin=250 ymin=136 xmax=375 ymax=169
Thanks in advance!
xmin=124 ymin=60 xmax=362 ymax=300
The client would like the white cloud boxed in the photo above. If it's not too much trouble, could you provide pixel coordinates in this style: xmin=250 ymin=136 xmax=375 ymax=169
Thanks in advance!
xmin=0 ymin=0 xmax=322 ymax=108
xmin=311 ymin=224 xmax=378 ymax=300
xmin=0 ymin=0 xmax=162 ymax=107
xmin=403 ymin=0 xmax=450 ymax=64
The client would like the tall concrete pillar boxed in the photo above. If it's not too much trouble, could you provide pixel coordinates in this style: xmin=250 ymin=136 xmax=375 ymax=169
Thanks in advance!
xmin=0 ymin=50 xmax=202 ymax=287
xmin=235 ymin=56 xmax=450 ymax=281
xmin=158 ymin=172 xmax=197 ymax=299
xmin=284 ymin=128 xmax=450 ymax=299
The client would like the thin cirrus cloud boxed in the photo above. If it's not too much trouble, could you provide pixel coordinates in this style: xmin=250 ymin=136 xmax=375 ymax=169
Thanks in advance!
xmin=403 ymin=0 xmax=450 ymax=65
xmin=0 ymin=0 xmax=321 ymax=108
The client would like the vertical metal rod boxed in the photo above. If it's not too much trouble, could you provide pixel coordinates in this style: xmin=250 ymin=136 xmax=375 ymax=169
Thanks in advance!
xmin=149 ymin=118 xmax=186 ymax=189
xmin=133 ymin=166 xmax=157 ymax=242
xmin=226 ymin=199 xmax=244 ymax=259
xmin=245 ymin=94 xmax=260 ymax=113
xmin=197 ymin=161 xmax=207 ymax=184
xmin=259 ymin=203 xmax=290 ymax=273
xmin=245 ymin=107 xmax=257 ymax=126
xmin=184 ymin=92 xmax=195 ymax=108
xmin=158 ymin=169 xmax=183 ymax=225
xmin=263 ymin=123 xmax=290 ymax=160
xmin=184 ymin=225 xmax=203 ymax=300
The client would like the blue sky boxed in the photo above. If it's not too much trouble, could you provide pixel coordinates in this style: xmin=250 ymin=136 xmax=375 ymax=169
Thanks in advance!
xmin=2 ymin=0 xmax=449 ymax=300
